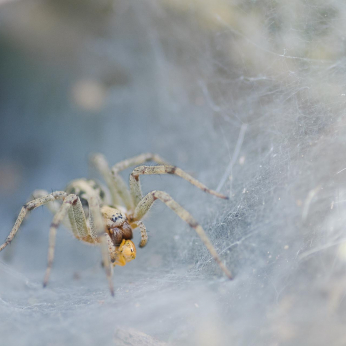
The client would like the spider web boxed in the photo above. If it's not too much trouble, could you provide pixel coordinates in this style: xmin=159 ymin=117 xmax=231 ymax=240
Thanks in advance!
xmin=1 ymin=0 xmax=346 ymax=345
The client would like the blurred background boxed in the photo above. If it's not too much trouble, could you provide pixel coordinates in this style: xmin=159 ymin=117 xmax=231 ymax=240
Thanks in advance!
xmin=1 ymin=0 xmax=346 ymax=345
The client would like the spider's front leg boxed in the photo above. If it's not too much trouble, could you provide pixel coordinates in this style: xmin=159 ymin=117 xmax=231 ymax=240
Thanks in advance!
xmin=132 ymin=190 xmax=232 ymax=279
xmin=129 ymin=165 xmax=228 ymax=207
xmin=130 ymin=220 xmax=148 ymax=248
xmin=127 ymin=164 xmax=231 ymax=279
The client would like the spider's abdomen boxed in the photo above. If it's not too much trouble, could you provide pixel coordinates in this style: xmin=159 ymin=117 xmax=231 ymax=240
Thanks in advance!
xmin=66 ymin=179 xmax=106 ymax=204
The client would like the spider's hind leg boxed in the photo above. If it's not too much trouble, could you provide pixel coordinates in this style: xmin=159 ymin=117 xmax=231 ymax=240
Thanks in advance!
xmin=42 ymin=192 xmax=115 ymax=296
xmin=43 ymin=194 xmax=80 ymax=287
xmin=87 ymin=195 xmax=114 ymax=296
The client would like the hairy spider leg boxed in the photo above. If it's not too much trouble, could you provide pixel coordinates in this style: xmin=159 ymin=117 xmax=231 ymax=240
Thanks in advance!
xmin=132 ymin=190 xmax=232 ymax=279
xmin=87 ymin=195 xmax=114 ymax=296
xmin=91 ymin=153 xmax=169 ymax=210
xmin=32 ymin=190 xmax=73 ymax=230
xmin=89 ymin=153 xmax=122 ymax=206
xmin=129 ymin=220 xmax=148 ymax=248
xmin=31 ymin=189 xmax=97 ymax=241
xmin=127 ymin=165 xmax=232 ymax=279
xmin=0 ymin=188 xmax=115 ymax=295
xmin=33 ymin=190 xmax=63 ymax=214
xmin=129 ymin=165 xmax=228 ymax=207
xmin=111 ymin=153 xmax=168 ymax=172
xmin=43 ymin=194 xmax=79 ymax=287
xmin=0 ymin=154 xmax=231 ymax=296
xmin=90 ymin=152 xmax=168 ymax=229
xmin=0 ymin=191 xmax=67 ymax=252
xmin=41 ymin=193 xmax=115 ymax=295
xmin=90 ymin=153 xmax=133 ymax=211
xmin=92 ymin=155 xmax=231 ymax=278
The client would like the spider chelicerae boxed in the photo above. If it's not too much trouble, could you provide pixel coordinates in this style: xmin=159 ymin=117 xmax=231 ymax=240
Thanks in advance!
xmin=0 ymin=153 xmax=232 ymax=295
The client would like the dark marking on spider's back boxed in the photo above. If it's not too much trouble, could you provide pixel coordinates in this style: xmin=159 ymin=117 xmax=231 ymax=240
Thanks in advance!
xmin=95 ymin=181 xmax=107 ymax=201
xmin=99 ymin=189 xmax=105 ymax=200
xmin=65 ymin=179 xmax=106 ymax=206
xmin=87 ymin=180 xmax=106 ymax=200
xmin=65 ymin=185 xmax=81 ymax=197
xmin=80 ymin=197 xmax=89 ymax=208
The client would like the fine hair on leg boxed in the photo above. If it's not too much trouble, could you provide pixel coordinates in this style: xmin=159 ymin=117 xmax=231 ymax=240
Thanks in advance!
xmin=129 ymin=165 xmax=228 ymax=208
xmin=0 ymin=191 xmax=67 ymax=252
xmin=43 ymin=194 xmax=79 ymax=287
xmin=87 ymin=194 xmax=114 ymax=296
xmin=89 ymin=153 xmax=122 ymax=206
xmin=132 ymin=190 xmax=232 ymax=279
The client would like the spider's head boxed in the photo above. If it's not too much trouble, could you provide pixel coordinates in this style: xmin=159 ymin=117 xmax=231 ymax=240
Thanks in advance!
xmin=102 ymin=206 xmax=126 ymax=228
xmin=101 ymin=205 xmax=134 ymax=245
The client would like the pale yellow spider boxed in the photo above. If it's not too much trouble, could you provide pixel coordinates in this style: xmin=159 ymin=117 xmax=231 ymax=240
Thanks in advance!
xmin=0 ymin=153 xmax=232 ymax=295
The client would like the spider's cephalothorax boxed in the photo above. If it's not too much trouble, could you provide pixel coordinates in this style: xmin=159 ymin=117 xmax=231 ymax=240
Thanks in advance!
xmin=100 ymin=205 xmax=136 ymax=266
xmin=0 ymin=153 xmax=232 ymax=296
xmin=101 ymin=205 xmax=133 ymax=244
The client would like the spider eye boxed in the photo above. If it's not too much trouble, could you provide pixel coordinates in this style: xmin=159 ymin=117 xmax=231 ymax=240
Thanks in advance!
xmin=111 ymin=215 xmax=118 ymax=222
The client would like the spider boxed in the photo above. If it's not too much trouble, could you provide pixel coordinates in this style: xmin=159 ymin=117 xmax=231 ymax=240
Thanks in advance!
xmin=0 ymin=153 xmax=232 ymax=295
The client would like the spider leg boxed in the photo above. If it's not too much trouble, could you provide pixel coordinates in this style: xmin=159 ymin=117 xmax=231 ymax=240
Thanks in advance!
xmin=90 ymin=153 xmax=133 ymax=210
xmin=32 ymin=190 xmax=72 ymax=230
xmin=110 ymin=154 xmax=168 ymax=211
xmin=90 ymin=153 xmax=169 ymax=211
xmin=91 ymin=153 xmax=168 ymax=208
xmin=31 ymin=190 xmax=93 ymax=243
xmin=87 ymin=195 xmax=114 ymax=296
xmin=32 ymin=190 xmax=62 ymax=214
xmin=0 ymin=191 xmax=67 ymax=252
xmin=111 ymin=172 xmax=134 ymax=211
xmin=130 ymin=220 xmax=148 ymax=248
xmin=42 ymin=192 xmax=115 ymax=295
xmin=43 ymin=194 xmax=79 ymax=287
xmin=111 ymin=153 xmax=168 ymax=172
xmin=132 ymin=190 xmax=232 ymax=279
xmin=129 ymin=165 xmax=228 ymax=208
xmin=89 ymin=153 xmax=122 ymax=206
